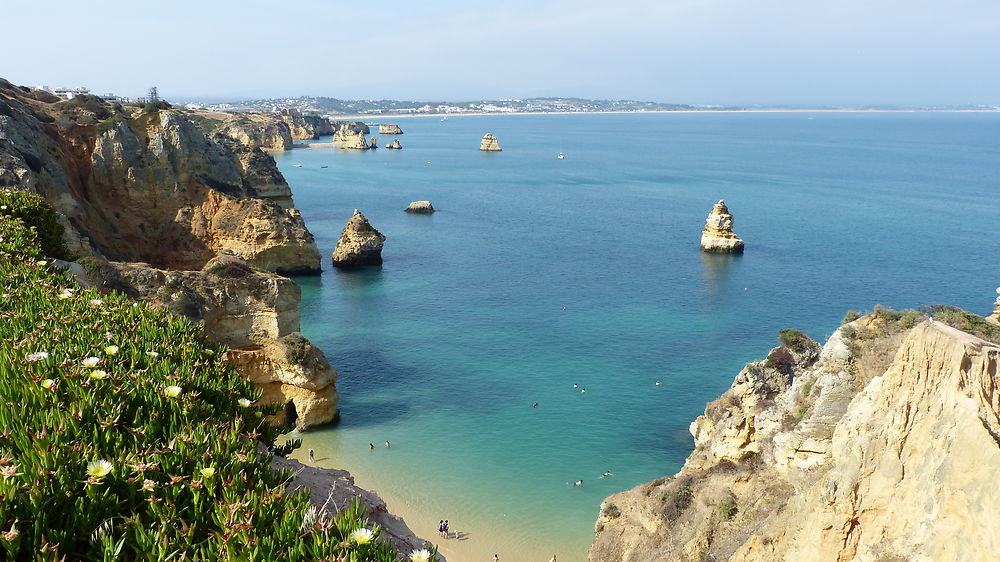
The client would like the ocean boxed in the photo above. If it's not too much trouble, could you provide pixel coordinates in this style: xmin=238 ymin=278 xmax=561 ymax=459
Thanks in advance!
xmin=273 ymin=112 xmax=1000 ymax=561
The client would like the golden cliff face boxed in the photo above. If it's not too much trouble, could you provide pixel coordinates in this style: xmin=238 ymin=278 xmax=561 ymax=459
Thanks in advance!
xmin=590 ymin=314 xmax=1000 ymax=562
xmin=100 ymin=256 xmax=339 ymax=430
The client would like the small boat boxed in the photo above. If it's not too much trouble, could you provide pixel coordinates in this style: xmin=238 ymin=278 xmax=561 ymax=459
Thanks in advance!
xmin=320 ymin=165 xmax=328 ymax=168
xmin=293 ymin=164 xmax=303 ymax=167
xmin=557 ymin=152 xmax=565 ymax=160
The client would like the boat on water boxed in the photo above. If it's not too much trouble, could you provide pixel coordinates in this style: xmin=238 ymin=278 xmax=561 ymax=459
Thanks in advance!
xmin=557 ymin=152 xmax=565 ymax=160
xmin=293 ymin=164 xmax=303 ymax=167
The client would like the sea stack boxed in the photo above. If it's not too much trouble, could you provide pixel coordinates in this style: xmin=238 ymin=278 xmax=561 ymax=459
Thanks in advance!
xmin=699 ymin=200 xmax=745 ymax=253
xmin=331 ymin=210 xmax=386 ymax=267
xmin=404 ymin=201 xmax=435 ymax=213
xmin=480 ymin=133 xmax=502 ymax=151
xmin=369 ymin=136 xmax=378 ymax=149
xmin=385 ymin=139 xmax=402 ymax=150
xmin=379 ymin=124 xmax=403 ymax=135
xmin=989 ymin=288 xmax=1000 ymax=325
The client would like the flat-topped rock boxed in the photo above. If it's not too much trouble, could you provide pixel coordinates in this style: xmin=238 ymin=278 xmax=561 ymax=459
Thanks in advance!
xmin=385 ymin=139 xmax=402 ymax=149
xmin=332 ymin=209 xmax=386 ymax=267
xmin=378 ymin=123 xmax=403 ymax=135
xmin=480 ymin=133 xmax=502 ymax=151
xmin=404 ymin=201 xmax=435 ymax=213
xmin=699 ymin=199 xmax=745 ymax=253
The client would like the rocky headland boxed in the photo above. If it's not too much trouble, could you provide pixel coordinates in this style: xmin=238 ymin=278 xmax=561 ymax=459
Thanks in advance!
xmin=480 ymin=133 xmax=502 ymax=151
xmin=590 ymin=303 xmax=1000 ymax=561
xmin=332 ymin=121 xmax=374 ymax=150
xmin=405 ymin=200 xmax=435 ymax=213
xmin=699 ymin=200 xmax=744 ymax=253
xmin=332 ymin=209 xmax=386 ymax=267
xmin=379 ymin=123 xmax=403 ymax=135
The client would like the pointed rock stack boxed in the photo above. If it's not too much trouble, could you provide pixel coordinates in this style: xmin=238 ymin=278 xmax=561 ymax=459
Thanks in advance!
xmin=368 ymin=136 xmax=378 ymax=149
xmin=989 ymin=288 xmax=1000 ymax=325
xmin=480 ymin=133 xmax=502 ymax=151
xmin=699 ymin=200 xmax=745 ymax=253
xmin=332 ymin=210 xmax=386 ymax=267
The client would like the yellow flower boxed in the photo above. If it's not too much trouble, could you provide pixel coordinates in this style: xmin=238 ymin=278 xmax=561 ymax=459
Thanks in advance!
xmin=199 ymin=467 xmax=215 ymax=479
xmin=350 ymin=528 xmax=375 ymax=544
xmin=81 ymin=357 xmax=100 ymax=368
xmin=58 ymin=288 xmax=74 ymax=299
xmin=237 ymin=398 xmax=252 ymax=408
xmin=40 ymin=379 xmax=55 ymax=390
xmin=146 ymin=351 xmax=159 ymax=358
xmin=104 ymin=345 xmax=119 ymax=355
xmin=87 ymin=459 xmax=114 ymax=479
xmin=90 ymin=370 xmax=109 ymax=380
xmin=164 ymin=386 xmax=182 ymax=398
xmin=409 ymin=549 xmax=431 ymax=562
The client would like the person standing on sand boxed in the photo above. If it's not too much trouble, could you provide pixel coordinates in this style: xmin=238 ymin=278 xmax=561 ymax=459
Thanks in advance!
xmin=308 ymin=448 xmax=314 ymax=462
xmin=493 ymin=554 xmax=500 ymax=561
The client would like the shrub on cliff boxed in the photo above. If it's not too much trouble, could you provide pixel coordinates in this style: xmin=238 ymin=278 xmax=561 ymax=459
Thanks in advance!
xmin=777 ymin=329 xmax=810 ymax=353
xmin=0 ymin=215 xmax=435 ymax=560
xmin=0 ymin=189 xmax=70 ymax=260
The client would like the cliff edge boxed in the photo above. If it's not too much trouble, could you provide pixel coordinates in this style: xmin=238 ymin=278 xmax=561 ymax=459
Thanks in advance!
xmin=591 ymin=308 xmax=1000 ymax=561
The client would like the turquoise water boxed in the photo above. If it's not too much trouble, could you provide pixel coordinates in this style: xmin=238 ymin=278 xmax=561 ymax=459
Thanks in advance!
xmin=274 ymin=112 xmax=1000 ymax=560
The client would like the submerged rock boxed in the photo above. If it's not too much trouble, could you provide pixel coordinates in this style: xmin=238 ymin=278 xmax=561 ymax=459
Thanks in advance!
xmin=332 ymin=209 xmax=386 ymax=267
xmin=699 ymin=199 xmax=745 ymax=253
xmin=378 ymin=123 xmax=403 ymax=135
xmin=404 ymin=200 xmax=435 ymax=213
xmin=480 ymin=133 xmax=502 ymax=151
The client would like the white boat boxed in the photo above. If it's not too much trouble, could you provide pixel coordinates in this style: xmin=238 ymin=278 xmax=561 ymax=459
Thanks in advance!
xmin=557 ymin=152 xmax=565 ymax=160
xmin=293 ymin=164 xmax=303 ymax=167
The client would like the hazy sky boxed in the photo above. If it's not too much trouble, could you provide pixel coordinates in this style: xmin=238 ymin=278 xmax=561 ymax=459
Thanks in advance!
xmin=7 ymin=0 xmax=999 ymax=105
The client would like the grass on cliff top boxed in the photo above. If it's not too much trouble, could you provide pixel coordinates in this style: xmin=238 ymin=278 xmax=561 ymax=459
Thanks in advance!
xmin=842 ymin=304 xmax=999 ymax=344
xmin=0 ymin=194 xmax=435 ymax=560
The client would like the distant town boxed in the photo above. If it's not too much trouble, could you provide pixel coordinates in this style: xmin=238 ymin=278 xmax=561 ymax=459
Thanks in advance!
xmin=34 ymin=85 xmax=1000 ymax=117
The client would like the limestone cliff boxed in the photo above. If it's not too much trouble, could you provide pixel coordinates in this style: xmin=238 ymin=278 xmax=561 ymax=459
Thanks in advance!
xmin=378 ymin=123 xmax=403 ymax=135
xmin=480 ymin=133 xmax=502 ymax=151
xmin=91 ymin=255 xmax=338 ymax=430
xmin=700 ymin=200 xmax=744 ymax=253
xmin=332 ymin=121 xmax=372 ymax=150
xmin=590 ymin=309 xmax=1000 ymax=561
xmin=214 ymin=114 xmax=294 ymax=151
xmin=0 ymin=79 xmax=321 ymax=274
xmin=332 ymin=209 xmax=385 ymax=266
xmin=282 ymin=114 xmax=334 ymax=140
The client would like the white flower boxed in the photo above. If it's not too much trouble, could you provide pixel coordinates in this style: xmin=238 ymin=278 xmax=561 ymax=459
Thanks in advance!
xmin=90 ymin=370 xmax=109 ymax=380
xmin=199 ymin=467 xmax=215 ymax=479
xmin=350 ymin=528 xmax=375 ymax=545
xmin=141 ymin=479 xmax=156 ymax=492
xmin=58 ymin=288 xmax=75 ymax=299
xmin=164 ymin=386 xmax=182 ymax=398
xmin=26 ymin=351 xmax=49 ymax=362
xmin=103 ymin=345 xmax=119 ymax=355
xmin=410 ymin=549 xmax=432 ymax=562
xmin=237 ymin=398 xmax=252 ymax=408
xmin=90 ymin=298 xmax=104 ymax=306
xmin=40 ymin=379 xmax=55 ymax=390
xmin=81 ymin=357 xmax=100 ymax=368
xmin=145 ymin=351 xmax=159 ymax=358
xmin=86 ymin=459 xmax=114 ymax=479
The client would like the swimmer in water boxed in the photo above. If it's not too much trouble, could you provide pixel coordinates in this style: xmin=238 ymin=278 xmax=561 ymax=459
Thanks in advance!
xmin=369 ymin=443 xmax=374 ymax=450
xmin=385 ymin=441 xmax=391 ymax=448
xmin=602 ymin=470 xmax=614 ymax=478
xmin=573 ymin=383 xmax=579 ymax=389
xmin=573 ymin=479 xmax=584 ymax=486
xmin=655 ymin=381 xmax=662 ymax=386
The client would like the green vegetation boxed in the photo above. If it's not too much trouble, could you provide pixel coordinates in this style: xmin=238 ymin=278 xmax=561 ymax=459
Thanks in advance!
xmin=923 ymin=304 xmax=1000 ymax=343
xmin=662 ymin=477 xmax=694 ymax=521
xmin=0 ymin=188 xmax=70 ymax=260
xmin=282 ymin=333 xmax=311 ymax=365
xmin=777 ymin=329 xmax=810 ymax=353
xmin=841 ymin=310 xmax=861 ymax=324
xmin=0 ymin=193 xmax=434 ymax=560
xmin=717 ymin=492 xmax=738 ymax=521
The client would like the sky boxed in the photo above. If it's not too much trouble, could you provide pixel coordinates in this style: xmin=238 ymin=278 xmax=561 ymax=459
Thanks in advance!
xmin=6 ymin=0 xmax=1000 ymax=105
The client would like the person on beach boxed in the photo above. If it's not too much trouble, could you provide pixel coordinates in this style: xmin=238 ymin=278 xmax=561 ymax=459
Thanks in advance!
xmin=437 ymin=520 xmax=444 ymax=537
xmin=308 ymin=448 xmax=314 ymax=462
xmin=493 ymin=555 xmax=500 ymax=561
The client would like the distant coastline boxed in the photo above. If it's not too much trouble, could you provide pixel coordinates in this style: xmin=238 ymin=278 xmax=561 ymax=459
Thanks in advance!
xmin=323 ymin=108 xmax=1000 ymax=121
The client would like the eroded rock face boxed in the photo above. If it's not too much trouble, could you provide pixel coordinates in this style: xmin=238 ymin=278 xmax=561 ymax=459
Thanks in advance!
xmin=378 ymin=123 xmax=403 ymax=135
xmin=101 ymin=255 xmax=339 ymax=430
xmin=332 ymin=121 xmax=372 ymax=150
xmin=480 ymin=133 xmax=502 ymax=151
xmin=385 ymin=139 xmax=402 ymax=150
xmin=699 ymin=200 xmax=745 ymax=253
xmin=0 ymin=81 xmax=320 ymax=274
xmin=281 ymin=114 xmax=334 ymax=140
xmin=590 ymin=317 xmax=1000 ymax=562
xmin=989 ymin=287 xmax=1000 ymax=325
xmin=215 ymin=115 xmax=293 ymax=151
xmin=404 ymin=200 xmax=434 ymax=213
xmin=332 ymin=209 xmax=385 ymax=266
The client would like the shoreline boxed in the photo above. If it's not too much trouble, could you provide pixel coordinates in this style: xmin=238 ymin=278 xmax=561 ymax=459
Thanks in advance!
xmin=323 ymin=108 xmax=1000 ymax=121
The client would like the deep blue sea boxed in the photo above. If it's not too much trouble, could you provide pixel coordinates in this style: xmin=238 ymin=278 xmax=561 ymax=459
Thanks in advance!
xmin=274 ymin=112 xmax=1000 ymax=561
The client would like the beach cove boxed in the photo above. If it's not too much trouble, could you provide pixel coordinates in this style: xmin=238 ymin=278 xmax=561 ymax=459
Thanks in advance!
xmin=275 ymin=112 xmax=1000 ymax=560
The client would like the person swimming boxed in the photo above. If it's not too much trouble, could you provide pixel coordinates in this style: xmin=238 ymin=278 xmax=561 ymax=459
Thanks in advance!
xmin=573 ymin=383 xmax=579 ymax=388
xmin=369 ymin=443 xmax=374 ymax=450
xmin=602 ymin=470 xmax=614 ymax=477
xmin=573 ymin=479 xmax=584 ymax=486
xmin=385 ymin=441 xmax=391 ymax=448
xmin=532 ymin=402 xmax=539 ymax=407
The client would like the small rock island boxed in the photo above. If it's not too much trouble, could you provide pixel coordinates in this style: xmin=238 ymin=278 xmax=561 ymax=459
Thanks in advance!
xmin=331 ymin=209 xmax=386 ymax=267
xmin=480 ymin=133 xmax=502 ymax=151
xmin=378 ymin=124 xmax=403 ymax=135
xmin=699 ymin=200 xmax=745 ymax=253
xmin=385 ymin=139 xmax=402 ymax=150
xmin=404 ymin=201 xmax=435 ymax=213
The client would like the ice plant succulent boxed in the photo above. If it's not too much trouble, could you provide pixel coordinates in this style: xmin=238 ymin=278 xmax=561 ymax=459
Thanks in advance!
xmin=81 ymin=357 xmax=100 ymax=368
xmin=103 ymin=345 xmax=119 ymax=355
xmin=410 ymin=549 xmax=432 ymax=562
xmin=200 ymin=467 xmax=216 ymax=479
xmin=350 ymin=528 xmax=375 ymax=544
xmin=237 ymin=398 xmax=252 ymax=408
xmin=86 ymin=460 xmax=113 ymax=479
xmin=164 ymin=386 xmax=182 ymax=398
xmin=25 ymin=351 xmax=49 ymax=362
xmin=39 ymin=379 xmax=55 ymax=390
